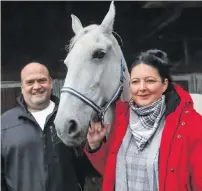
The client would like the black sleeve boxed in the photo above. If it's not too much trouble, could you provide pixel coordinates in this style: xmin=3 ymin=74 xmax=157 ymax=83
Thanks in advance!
xmin=72 ymin=147 xmax=101 ymax=190
xmin=86 ymin=136 xmax=106 ymax=153
xmin=1 ymin=156 xmax=9 ymax=191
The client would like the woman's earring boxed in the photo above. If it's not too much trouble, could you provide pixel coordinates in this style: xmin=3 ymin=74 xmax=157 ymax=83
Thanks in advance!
xmin=131 ymin=95 xmax=136 ymax=101
xmin=129 ymin=97 xmax=134 ymax=104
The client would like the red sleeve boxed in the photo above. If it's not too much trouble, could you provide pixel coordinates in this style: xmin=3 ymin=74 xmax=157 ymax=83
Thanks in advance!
xmin=83 ymin=119 xmax=117 ymax=175
xmin=83 ymin=100 xmax=128 ymax=175
xmin=84 ymin=141 xmax=109 ymax=175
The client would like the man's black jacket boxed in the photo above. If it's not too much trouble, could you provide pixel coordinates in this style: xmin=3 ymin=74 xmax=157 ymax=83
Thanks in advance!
xmin=1 ymin=95 xmax=81 ymax=191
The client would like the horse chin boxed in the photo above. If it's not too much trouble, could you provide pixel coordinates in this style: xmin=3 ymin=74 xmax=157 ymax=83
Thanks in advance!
xmin=59 ymin=136 xmax=86 ymax=147
xmin=57 ymin=128 xmax=88 ymax=147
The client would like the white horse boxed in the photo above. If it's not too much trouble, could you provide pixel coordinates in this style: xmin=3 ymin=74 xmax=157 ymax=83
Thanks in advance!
xmin=54 ymin=2 xmax=130 ymax=146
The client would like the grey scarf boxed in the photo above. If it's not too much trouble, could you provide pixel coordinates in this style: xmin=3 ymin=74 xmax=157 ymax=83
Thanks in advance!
xmin=129 ymin=95 xmax=166 ymax=151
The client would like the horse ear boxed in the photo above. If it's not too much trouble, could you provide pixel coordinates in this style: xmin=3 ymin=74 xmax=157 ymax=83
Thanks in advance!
xmin=100 ymin=1 xmax=115 ymax=33
xmin=71 ymin=14 xmax=83 ymax=35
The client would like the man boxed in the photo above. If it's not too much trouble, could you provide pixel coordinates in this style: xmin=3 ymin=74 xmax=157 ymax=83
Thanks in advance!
xmin=1 ymin=62 xmax=81 ymax=191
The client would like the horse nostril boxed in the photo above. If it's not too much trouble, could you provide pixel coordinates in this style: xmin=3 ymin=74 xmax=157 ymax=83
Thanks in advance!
xmin=67 ymin=120 xmax=78 ymax=136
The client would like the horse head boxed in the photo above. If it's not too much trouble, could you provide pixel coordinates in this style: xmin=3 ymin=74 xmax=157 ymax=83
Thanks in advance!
xmin=55 ymin=2 xmax=130 ymax=146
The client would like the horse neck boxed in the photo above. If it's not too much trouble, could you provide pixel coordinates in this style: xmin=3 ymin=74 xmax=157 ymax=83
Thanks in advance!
xmin=117 ymin=49 xmax=131 ymax=102
xmin=110 ymin=36 xmax=131 ymax=102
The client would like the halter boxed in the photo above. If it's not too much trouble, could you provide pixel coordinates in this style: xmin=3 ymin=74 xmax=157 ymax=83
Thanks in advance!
xmin=61 ymin=58 xmax=125 ymax=127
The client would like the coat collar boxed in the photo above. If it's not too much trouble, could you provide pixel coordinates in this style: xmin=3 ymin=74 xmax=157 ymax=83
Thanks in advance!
xmin=16 ymin=94 xmax=59 ymax=120
xmin=164 ymin=83 xmax=193 ymax=116
xmin=16 ymin=94 xmax=59 ymax=113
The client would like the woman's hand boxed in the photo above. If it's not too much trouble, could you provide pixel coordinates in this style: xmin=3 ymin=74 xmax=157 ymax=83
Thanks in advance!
xmin=87 ymin=121 xmax=109 ymax=150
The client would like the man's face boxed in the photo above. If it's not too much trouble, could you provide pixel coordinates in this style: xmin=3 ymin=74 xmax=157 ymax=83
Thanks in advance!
xmin=21 ymin=63 xmax=53 ymax=111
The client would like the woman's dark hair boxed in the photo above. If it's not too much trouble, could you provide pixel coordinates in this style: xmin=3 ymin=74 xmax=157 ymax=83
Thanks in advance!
xmin=130 ymin=49 xmax=174 ymax=94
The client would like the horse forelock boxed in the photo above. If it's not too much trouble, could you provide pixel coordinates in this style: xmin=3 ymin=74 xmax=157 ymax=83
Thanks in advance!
xmin=66 ymin=24 xmax=99 ymax=53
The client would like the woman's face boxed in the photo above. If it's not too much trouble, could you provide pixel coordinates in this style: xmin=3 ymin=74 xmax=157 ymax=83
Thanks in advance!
xmin=130 ymin=63 xmax=168 ymax=107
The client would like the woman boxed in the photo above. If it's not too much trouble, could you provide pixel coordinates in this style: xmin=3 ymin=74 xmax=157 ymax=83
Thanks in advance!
xmin=84 ymin=49 xmax=202 ymax=191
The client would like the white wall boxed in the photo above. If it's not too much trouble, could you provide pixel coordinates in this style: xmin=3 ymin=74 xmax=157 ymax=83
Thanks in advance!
xmin=190 ymin=94 xmax=202 ymax=115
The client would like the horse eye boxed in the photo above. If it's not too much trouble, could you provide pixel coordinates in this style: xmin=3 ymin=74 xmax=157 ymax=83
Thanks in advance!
xmin=92 ymin=50 xmax=106 ymax=59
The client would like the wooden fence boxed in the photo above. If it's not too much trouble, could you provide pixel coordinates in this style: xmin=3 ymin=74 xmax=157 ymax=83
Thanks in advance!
xmin=1 ymin=73 xmax=202 ymax=114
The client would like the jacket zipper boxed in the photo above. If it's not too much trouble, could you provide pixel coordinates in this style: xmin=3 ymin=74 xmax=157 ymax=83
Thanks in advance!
xmin=78 ymin=182 xmax=83 ymax=191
